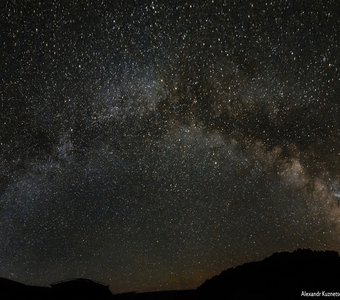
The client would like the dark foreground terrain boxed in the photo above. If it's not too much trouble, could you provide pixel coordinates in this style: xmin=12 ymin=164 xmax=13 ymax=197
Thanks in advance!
xmin=1 ymin=249 xmax=339 ymax=300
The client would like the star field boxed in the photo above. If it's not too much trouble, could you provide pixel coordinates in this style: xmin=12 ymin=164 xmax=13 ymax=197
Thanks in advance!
xmin=0 ymin=0 xmax=339 ymax=293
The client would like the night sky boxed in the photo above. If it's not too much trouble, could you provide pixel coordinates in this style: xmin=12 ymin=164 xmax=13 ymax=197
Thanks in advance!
xmin=0 ymin=0 xmax=339 ymax=293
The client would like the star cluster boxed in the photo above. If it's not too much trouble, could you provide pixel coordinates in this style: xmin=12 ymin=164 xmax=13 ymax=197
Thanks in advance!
xmin=0 ymin=0 xmax=339 ymax=293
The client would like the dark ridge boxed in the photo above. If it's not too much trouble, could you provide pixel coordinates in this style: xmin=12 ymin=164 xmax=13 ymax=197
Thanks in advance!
xmin=197 ymin=248 xmax=340 ymax=300
xmin=115 ymin=290 xmax=196 ymax=300
xmin=0 ymin=249 xmax=339 ymax=299
xmin=51 ymin=278 xmax=112 ymax=299
xmin=0 ymin=277 xmax=51 ymax=300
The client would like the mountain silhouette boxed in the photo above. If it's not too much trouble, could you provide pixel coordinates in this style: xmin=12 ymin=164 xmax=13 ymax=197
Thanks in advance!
xmin=51 ymin=278 xmax=112 ymax=299
xmin=0 ymin=277 xmax=51 ymax=300
xmin=197 ymin=248 xmax=340 ymax=300
xmin=0 ymin=249 xmax=339 ymax=299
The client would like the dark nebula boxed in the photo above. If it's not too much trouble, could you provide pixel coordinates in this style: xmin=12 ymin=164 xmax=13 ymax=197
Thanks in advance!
xmin=0 ymin=0 xmax=339 ymax=293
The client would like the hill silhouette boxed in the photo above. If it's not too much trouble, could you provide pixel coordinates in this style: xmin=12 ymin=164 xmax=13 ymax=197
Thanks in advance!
xmin=0 ymin=249 xmax=339 ymax=299
xmin=196 ymin=248 xmax=340 ymax=300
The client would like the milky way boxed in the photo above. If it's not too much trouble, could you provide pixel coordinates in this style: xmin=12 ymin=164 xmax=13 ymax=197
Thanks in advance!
xmin=0 ymin=0 xmax=339 ymax=293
